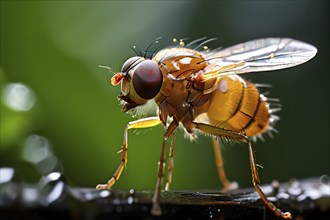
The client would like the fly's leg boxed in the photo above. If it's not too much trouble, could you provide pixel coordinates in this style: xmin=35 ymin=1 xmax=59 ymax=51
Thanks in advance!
xmin=151 ymin=120 xmax=179 ymax=216
xmin=96 ymin=117 xmax=162 ymax=190
xmin=212 ymin=138 xmax=239 ymax=192
xmin=246 ymin=141 xmax=291 ymax=219
xmin=165 ymin=132 xmax=176 ymax=191
xmin=194 ymin=123 xmax=292 ymax=219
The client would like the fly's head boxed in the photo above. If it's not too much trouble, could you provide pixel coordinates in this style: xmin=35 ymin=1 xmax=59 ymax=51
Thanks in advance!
xmin=111 ymin=56 xmax=163 ymax=112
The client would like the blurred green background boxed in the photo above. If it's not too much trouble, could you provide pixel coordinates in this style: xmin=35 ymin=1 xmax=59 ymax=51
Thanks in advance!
xmin=1 ymin=1 xmax=329 ymax=190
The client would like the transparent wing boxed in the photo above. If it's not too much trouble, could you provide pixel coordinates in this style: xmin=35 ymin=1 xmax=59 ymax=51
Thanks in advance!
xmin=205 ymin=38 xmax=317 ymax=75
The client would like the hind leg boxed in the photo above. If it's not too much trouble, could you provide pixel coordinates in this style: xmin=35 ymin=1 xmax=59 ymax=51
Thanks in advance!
xmin=194 ymin=122 xmax=292 ymax=219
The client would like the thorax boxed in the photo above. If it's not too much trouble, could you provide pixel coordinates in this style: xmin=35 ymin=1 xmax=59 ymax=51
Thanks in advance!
xmin=152 ymin=47 xmax=208 ymax=127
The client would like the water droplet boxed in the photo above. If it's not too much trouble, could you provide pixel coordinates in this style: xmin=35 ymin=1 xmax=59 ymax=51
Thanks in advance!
xmin=23 ymin=135 xmax=51 ymax=164
xmin=47 ymin=172 xmax=62 ymax=182
xmin=99 ymin=190 xmax=110 ymax=197
xmin=36 ymin=155 xmax=58 ymax=175
xmin=38 ymin=172 xmax=66 ymax=206
xmin=46 ymin=182 xmax=64 ymax=204
xmin=320 ymin=175 xmax=330 ymax=185
xmin=22 ymin=188 xmax=39 ymax=205
xmin=22 ymin=135 xmax=60 ymax=175
xmin=2 ymin=83 xmax=36 ymax=111
xmin=127 ymin=196 xmax=133 ymax=204
xmin=277 ymin=192 xmax=290 ymax=200
xmin=0 ymin=167 xmax=19 ymax=206
xmin=0 ymin=167 xmax=15 ymax=184
xmin=297 ymin=194 xmax=307 ymax=202
xmin=304 ymin=188 xmax=321 ymax=200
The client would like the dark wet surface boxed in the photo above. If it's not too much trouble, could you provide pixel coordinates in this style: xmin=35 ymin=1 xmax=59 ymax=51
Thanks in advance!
xmin=0 ymin=167 xmax=329 ymax=220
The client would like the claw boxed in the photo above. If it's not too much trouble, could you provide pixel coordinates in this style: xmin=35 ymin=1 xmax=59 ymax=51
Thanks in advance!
xmin=282 ymin=212 xmax=292 ymax=219
xmin=151 ymin=203 xmax=162 ymax=216
xmin=220 ymin=181 xmax=239 ymax=193
xmin=96 ymin=184 xmax=109 ymax=190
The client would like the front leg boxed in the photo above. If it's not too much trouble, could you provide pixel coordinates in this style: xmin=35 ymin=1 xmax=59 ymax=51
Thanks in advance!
xmin=165 ymin=132 xmax=176 ymax=191
xmin=96 ymin=117 xmax=162 ymax=190
xmin=151 ymin=120 xmax=179 ymax=216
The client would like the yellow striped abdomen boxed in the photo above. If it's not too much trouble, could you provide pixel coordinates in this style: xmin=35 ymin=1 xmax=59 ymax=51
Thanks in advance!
xmin=207 ymin=75 xmax=270 ymax=137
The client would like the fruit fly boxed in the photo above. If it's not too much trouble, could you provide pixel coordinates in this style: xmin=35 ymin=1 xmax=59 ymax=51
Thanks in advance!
xmin=97 ymin=37 xmax=317 ymax=219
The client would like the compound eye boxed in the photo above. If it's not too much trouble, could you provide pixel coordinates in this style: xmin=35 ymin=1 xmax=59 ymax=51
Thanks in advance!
xmin=133 ymin=60 xmax=163 ymax=100
xmin=121 ymin=56 xmax=142 ymax=73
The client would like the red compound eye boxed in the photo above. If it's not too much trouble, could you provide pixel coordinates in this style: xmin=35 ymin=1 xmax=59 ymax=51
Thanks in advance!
xmin=133 ymin=60 xmax=163 ymax=100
